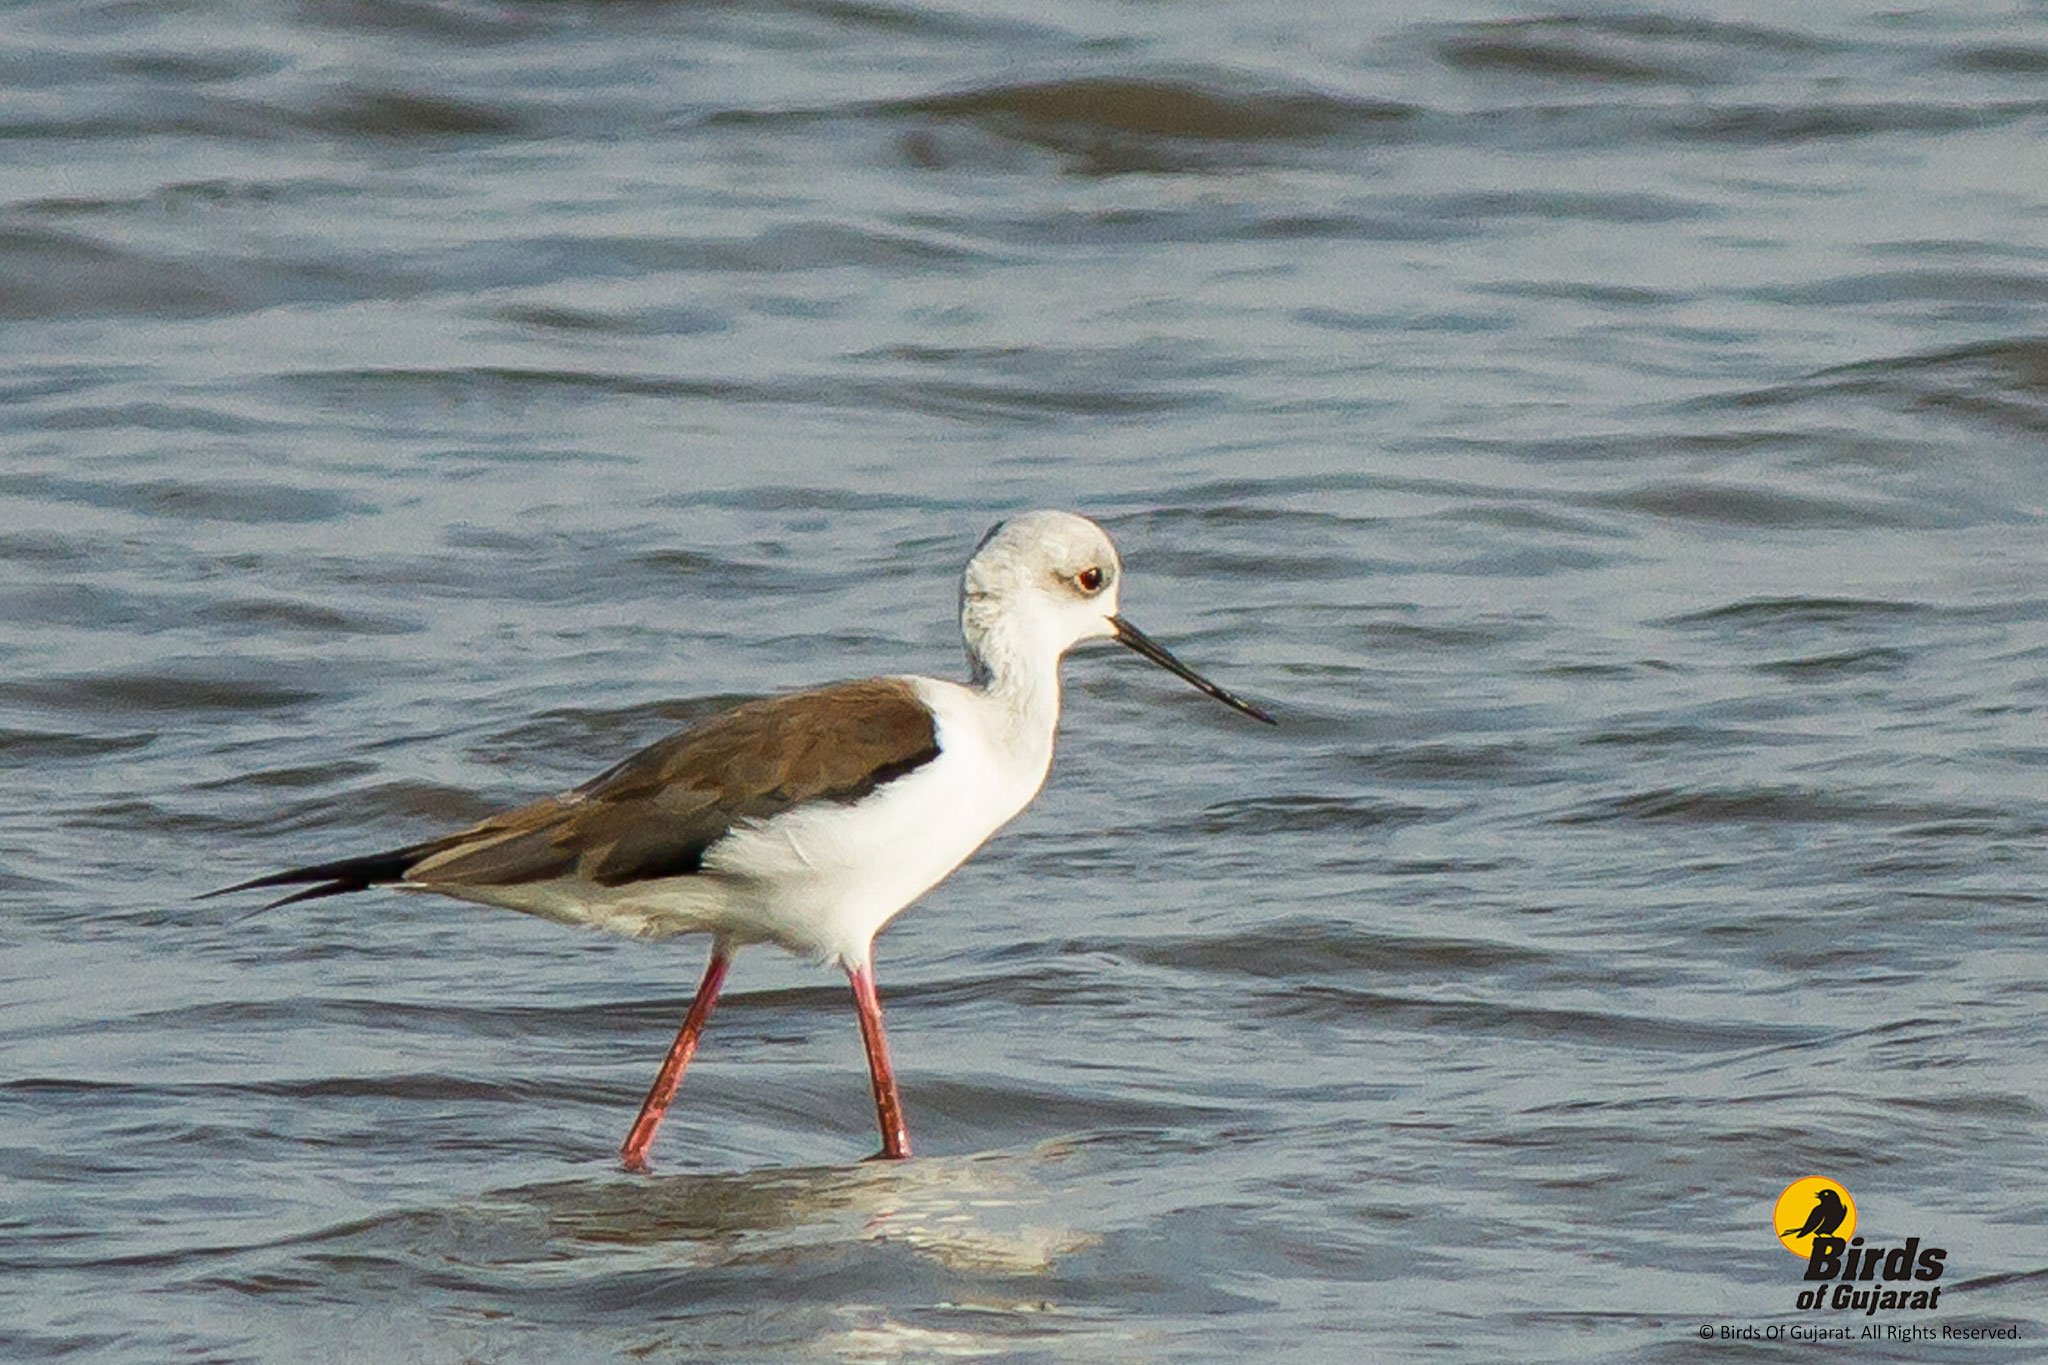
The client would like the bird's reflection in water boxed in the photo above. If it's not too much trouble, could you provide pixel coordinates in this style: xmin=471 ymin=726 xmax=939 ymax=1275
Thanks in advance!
xmin=253 ymin=1142 xmax=1129 ymax=1359
xmin=483 ymin=1143 xmax=1097 ymax=1278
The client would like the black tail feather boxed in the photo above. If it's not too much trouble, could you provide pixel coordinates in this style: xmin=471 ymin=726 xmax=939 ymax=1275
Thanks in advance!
xmin=201 ymin=844 xmax=434 ymax=910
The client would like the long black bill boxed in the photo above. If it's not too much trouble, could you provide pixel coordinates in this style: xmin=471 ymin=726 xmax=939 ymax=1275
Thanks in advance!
xmin=1111 ymin=616 xmax=1277 ymax=725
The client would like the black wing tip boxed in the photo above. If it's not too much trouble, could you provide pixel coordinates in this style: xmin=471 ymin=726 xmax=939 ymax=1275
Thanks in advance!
xmin=196 ymin=870 xmax=298 ymax=900
xmin=253 ymin=881 xmax=371 ymax=910
xmin=200 ymin=845 xmax=429 ymax=908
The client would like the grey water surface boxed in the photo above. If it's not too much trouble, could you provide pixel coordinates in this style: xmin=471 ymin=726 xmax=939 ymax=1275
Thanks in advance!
xmin=3 ymin=0 xmax=2047 ymax=1360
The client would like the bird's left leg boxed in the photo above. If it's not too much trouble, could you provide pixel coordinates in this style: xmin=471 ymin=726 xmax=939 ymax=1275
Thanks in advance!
xmin=620 ymin=942 xmax=732 ymax=1172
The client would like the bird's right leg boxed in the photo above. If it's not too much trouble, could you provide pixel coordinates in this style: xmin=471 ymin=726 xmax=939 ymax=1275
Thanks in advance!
xmin=847 ymin=958 xmax=911 ymax=1161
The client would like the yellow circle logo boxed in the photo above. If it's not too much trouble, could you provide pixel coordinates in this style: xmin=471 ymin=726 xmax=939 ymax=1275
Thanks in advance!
xmin=1775 ymin=1176 xmax=1857 ymax=1258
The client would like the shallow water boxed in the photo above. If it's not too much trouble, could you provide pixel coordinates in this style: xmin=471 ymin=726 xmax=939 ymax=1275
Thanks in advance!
xmin=3 ymin=0 xmax=2047 ymax=1360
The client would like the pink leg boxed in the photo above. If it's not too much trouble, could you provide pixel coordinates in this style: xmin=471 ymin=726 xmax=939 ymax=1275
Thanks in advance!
xmin=620 ymin=946 xmax=732 ymax=1172
xmin=847 ymin=960 xmax=911 ymax=1160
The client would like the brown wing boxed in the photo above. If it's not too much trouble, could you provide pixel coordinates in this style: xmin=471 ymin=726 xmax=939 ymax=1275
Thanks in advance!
xmin=407 ymin=678 xmax=940 ymax=890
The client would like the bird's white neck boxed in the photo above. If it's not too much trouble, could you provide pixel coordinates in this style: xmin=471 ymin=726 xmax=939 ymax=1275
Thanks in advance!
xmin=962 ymin=595 xmax=1066 ymax=749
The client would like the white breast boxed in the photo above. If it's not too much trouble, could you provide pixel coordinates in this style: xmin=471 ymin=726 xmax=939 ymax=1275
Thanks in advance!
xmin=695 ymin=679 xmax=1048 ymax=964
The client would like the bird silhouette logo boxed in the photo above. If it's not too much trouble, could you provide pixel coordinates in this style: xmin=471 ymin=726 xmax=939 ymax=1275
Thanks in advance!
xmin=1774 ymin=1177 xmax=1858 ymax=1257
xmin=1783 ymin=1188 xmax=1849 ymax=1238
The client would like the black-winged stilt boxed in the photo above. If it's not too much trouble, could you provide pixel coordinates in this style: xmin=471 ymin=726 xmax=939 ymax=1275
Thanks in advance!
xmin=212 ymin=510 xmax=1274 ymax=1170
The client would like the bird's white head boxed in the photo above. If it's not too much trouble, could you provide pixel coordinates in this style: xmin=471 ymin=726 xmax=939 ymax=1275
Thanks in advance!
xmin=959 ymin=510 xmax=1276 ymax=724
xmin=960 ymin=511 xmax=1123 ymax=684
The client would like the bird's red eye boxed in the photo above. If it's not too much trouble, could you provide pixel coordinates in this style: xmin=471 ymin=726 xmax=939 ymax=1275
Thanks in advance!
xmin=1076 ymin=567 xmax=1104 ymax=593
